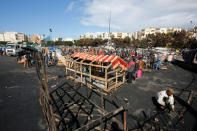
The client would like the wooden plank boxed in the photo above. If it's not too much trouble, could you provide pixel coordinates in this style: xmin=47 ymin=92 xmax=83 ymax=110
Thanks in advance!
xmin=123 ymin=72 xmax=125 ymax=83
xmin=75 ymin=61 xmax=107 ymax=68
xmin=80 ymin=63 xmax=82 ymax=83
xmin=107 ymin=73 xmax=125 ymax=82
xmin=75 ymin=106 xmax=125 ymax=131
xmin=89 ymin=65 xmax=92 ymax=82
xmin=116 ymin=70 xmax=118 ymax=84
xmin=124 ymin=111 xmax=127 ymax=131
xmin=107 ymin=68 xmax=119 ymax=75
xmin=67 ymin=68 xmax=105 ymax=81
xmin=105 ymin=68 xmax=108 ymax=91
xmin=107 ymin=82 xmax=124 ymax=92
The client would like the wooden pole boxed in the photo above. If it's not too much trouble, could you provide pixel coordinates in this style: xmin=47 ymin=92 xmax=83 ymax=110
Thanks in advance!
xmin=105 ymin=68 xmax=108 ymax=91
xmin=123 ymin=111 xmax=127 ymax=131
xmin=123 ymin=72 xmax=125 ymax=83
xmin=101 ymin=94 xmax=105 ymax=112
xmin=65 ymin=57 xmax=68 ymax=76
xmin=74 ymin=61 xmax=77 ymax=78
xmin=89 ymin=65 xmax=92 ymax=82
xmin=116 ymin=69 xmax=118 ymax=84
xmin=80 ymin=62 xmax=82 ymax=83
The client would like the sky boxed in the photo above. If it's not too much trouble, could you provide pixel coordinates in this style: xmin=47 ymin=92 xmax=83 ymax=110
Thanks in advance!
xmin=0 ymin=0 xmax=197 ymax=39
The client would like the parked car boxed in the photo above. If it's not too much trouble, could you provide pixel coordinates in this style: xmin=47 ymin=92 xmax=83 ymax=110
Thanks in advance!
xmin=6 ymin=44 xmax=22 ymax=56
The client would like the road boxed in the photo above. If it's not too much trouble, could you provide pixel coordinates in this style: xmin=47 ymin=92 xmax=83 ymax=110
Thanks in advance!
xmin=0 ymin=55 xmax=45 ymax=131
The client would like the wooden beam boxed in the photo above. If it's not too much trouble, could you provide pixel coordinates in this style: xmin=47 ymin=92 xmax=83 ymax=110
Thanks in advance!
xmin=124 ymin=111 xmax=127 ymax=131
xmin=107 ymin=68 xmax=119 ymax=75
xmin=89 ymin=65 xmax=92 ymax=82
xmin=105 ymin=68 xmax=108 ymax=91
xmin=116 ymin=69 xmax=118 ymax=84
xmin=75 ymin=106 xmax=125 ymax=131
xmin=75 ymin=61 xmax=107 ymax=68
xmin=107 ymin=73 xmax=125 ymax=82
xmin=80 ymin=62 xmax=82 ymax=83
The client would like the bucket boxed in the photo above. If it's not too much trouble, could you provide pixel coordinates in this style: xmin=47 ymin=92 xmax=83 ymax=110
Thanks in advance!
xmin=137 ymin=70 xmax=142 ymax=78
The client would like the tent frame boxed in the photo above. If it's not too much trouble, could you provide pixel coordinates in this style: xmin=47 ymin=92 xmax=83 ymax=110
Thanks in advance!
xmin=64 ymin=56 xmax=126 ymax=92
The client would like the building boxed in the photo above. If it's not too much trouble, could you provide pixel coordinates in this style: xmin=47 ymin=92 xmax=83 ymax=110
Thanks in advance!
xmin=0 ymin=34 xmax=5 ymax=41
xmin=31 ymin=34 xmax=44 ymax=44
xmin=80 ymin=32 xmax=131 ymax=40
xmin=53 ymin=37 xmax=63 ymax=42
xmin=133 ymin=31 xmax=141 ymax=39
xmin=63 ymin=38 xmax=74 ymax=43
xmin=16 ymin=33 xmax=28 ymax=42
xmin=134 ymin=27 xmax=183 ymax=39
xmin=0 ymin=32 xmax=28 ymax=43
xmin=0 ymin=32 xmax=18 ymax=43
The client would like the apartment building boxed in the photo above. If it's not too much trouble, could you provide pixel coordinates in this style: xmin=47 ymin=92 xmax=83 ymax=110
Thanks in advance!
xmin=16 ymin=33 xmax=28 ymax=42
xmin=63 ymin=38 xmax=74 ymax=42
xmin=80 ymin=32 xmax=131 ymax=39
xmin=0 ymin=32 xmax=28 ymax=43
xmin=0 ymin=34 xmax=5 ymax=41
xmin=0 ymin=32 xmax=18 ymax=43
xmin=135 ymin=27 xmax=183 ymax=39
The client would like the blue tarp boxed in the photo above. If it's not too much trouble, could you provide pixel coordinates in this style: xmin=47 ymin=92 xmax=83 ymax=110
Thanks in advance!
xmin=49 ymin=47 xmax=58 ymax=51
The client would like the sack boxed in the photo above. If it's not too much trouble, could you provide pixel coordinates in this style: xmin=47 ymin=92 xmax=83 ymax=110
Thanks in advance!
xmin=137 ymin=70 xmax=142 ymax=78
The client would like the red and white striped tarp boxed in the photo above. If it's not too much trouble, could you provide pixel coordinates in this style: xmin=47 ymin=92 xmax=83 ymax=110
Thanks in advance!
xmin=71 ymin=52 xmax=128 ymax=71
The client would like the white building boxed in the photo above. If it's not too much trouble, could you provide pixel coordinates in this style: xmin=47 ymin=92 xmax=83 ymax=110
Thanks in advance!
xmin=63 ymin=38 xmax=74 ymax=42
xmin=0 ymin=32 xmax=27 ymax=43
xmin=0 ymin=32 xmax=18 ymax=43
xmin=53 ymin=37 xmax=63 ymax=41
xmin=134 ymin=27 xmax=183 ymax=39
xmin=0 ymin=34 xmax=5 ymax=41
xmin=80 ymin=32 xmax=131 ymax=39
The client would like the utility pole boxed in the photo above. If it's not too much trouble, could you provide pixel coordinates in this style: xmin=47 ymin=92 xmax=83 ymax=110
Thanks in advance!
xmin=49 ymin=28 xmax=52 ymax=41
xmin=108 ymin=9 xmax=111 ymax=45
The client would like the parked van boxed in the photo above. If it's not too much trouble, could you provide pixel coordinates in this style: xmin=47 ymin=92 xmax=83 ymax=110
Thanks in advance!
xmin=6 ymin=44 xmax=21 ymax=56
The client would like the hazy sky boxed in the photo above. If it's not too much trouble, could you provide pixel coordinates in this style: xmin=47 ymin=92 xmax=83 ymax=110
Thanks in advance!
xmin=0 ymin=0 xmax=196 ymax=39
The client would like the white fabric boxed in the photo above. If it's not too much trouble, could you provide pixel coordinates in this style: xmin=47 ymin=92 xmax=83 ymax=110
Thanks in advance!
xmin=156 ymin=90 xmax=174 ymax=109
xmin=167 ymin=54 xmax=173 ymax=62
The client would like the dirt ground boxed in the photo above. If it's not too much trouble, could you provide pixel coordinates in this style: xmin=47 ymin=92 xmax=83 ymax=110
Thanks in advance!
xmin=0 ymin=55 xmax=46 ymax=131
xmin=0 ymin=55 xmax=197 ymax=130
xmin=114 ymin=61 xmax=197 ymax=130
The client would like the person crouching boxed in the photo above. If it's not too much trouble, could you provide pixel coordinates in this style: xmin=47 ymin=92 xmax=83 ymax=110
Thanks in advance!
xmin=156 ymin=88 xmax=175 ymax=111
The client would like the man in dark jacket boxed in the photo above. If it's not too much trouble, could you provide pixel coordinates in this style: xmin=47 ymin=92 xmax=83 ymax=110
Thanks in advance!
xmin=127 ymin=58 xmax=135 ymax=83
xmin=150 ymin=53 xmax=155 ymax=69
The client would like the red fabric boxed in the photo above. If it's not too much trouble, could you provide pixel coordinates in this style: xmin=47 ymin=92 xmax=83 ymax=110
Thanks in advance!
xmin=101 ymin=55 xmax=110 ymax=62
xmin=105 ymin=56 xmax=115 ymax=62
xmin=71 ymin=52 xmax=128 ymax=70
xmin=99 ymin=55 xmax=108 ymax=62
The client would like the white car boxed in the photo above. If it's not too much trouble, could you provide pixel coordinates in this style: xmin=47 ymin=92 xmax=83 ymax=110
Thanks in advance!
xmin=6 ymin=44 xmax=22 ymax=56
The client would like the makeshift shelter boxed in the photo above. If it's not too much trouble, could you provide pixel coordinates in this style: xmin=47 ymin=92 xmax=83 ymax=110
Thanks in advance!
xmin=59 ymin=52 xmax=128 ymax=92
